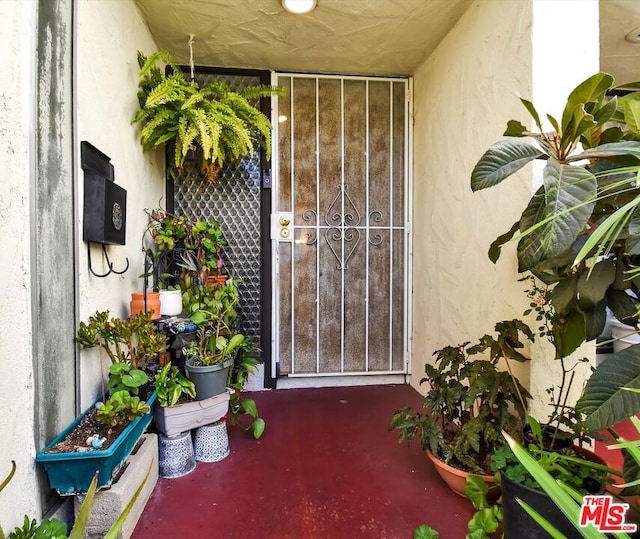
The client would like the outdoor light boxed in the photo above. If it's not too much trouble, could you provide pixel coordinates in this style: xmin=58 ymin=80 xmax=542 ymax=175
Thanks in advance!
xmin=281 ymin=0 xmax=317 ymax=15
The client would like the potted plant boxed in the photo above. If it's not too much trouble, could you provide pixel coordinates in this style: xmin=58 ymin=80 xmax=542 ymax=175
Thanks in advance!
xmin=132 ymin=50 xmax=283 ymax=184
xmin=153 ymin=362 xmax=231 ymax=438
xmin=183 ymin=279 xmax=246 ymax=400
xmin=35 ymin=311 xmax=166 ymax=494
xmin=146 ymin=208 xmax=227 ymax=287
xmin=389 ymin=319 xmax=533 ymax=496
xmin=470 ymin=71 xmax=640 ymax=535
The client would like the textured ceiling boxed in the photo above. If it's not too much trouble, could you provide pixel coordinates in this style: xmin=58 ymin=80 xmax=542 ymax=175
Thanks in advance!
xmin=133 ymin=0 xmax=474 ymax=76
xmin=133 ymin=0 xmax=640 ymax=81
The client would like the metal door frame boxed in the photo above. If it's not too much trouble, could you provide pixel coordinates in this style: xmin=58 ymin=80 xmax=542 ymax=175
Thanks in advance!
xmin=270 ymin=72 xmax=413 ymax=381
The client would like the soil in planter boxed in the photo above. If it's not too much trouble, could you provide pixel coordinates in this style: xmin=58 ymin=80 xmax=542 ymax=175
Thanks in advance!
xmin=45 ymin=409 xmax=126 ymax=454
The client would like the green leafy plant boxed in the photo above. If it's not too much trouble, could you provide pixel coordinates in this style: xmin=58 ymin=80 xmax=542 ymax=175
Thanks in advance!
xmin=389 ymin=319 xmax=532 ymax=474
xmin=501 ymin=431 xmax=639 ymax=539
xmin=76 ymin=310 xmax=167 ymax=370
xmin=133 ymin=50 xmax=284 ymax=183
xmin=145 ymin=209 xmax=227 ymax=283
xmin=96 ymin=390 xmax=151 ymax=427
xmin=155 ymin=362 xmax=196 ymax=407
xmin=465 ymin=474 xmax=502 ymax=539
xmin=471 ymin=71 xmax=640 ymax=361
xmin=413 ymin=524 xmax=440 ymax=539
xmin=107 ymin=362 xmax=149 ymax=396
xmin=1 ymin=462 xmax=151 ymax=539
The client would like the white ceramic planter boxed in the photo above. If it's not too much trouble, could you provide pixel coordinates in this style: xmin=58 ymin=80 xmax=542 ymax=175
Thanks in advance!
xmin=159 ymin=289 xmax=183 ymax=316
xmin=153 ymin=390 xmax=230 ymax=437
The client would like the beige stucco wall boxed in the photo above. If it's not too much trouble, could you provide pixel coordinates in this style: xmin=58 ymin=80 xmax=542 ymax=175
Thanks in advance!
xmin=411 ymin=0 xmax=534 ymax=391
xmin=411 ymin=0 xmax=600 ymax=421
xmin=76 ymin=0 xmax=164 ymax=411
xmin=0 ymin=0 xmax=39 ymax=528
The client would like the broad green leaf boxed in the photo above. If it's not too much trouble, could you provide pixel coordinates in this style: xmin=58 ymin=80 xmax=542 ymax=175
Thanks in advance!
xmin=570 ymin=140 xmax=640 ymax=162
xmin=576 ymin=345 xmax=640 ymax=431
xmin=561 ymin=73 xmax=614 ymax=133
xmin=252 ymin=417 xmax=266 ymax=439
xmin=583 ymin=302 xmax=607 ymax=341
xmin=488 ymin=221 xmax=519 ymax=263
xmin=626 ymin=205 xmax=640 ymax=254
xmin=464 ymin=474 xmax=489 ymax=510
xmin=550 ymin=275 xmax=578 ymax=315
xmin=240 ymin=398 xmax=258 ymax=418
xmin=576 ymin=257 xmax=616 ymax=307
xmin=518 ymin=160 xmax=596 ymax=271
xmin=552 ymin=308 xmax=586 ymax=358
xmin=624 ymin=99 xmax=640 ymax=138
xmin=520 ymin=97 xmax=543 ymax=131
xmin=606 ymin=288 xmax=639 ymax=326
xmin=471 ymin=140 xmax=545 ymax=191
xmin=503 ymin=119 xmax=528 ymax=137
xmin=414 ymin=524 xmax=440 ymax=539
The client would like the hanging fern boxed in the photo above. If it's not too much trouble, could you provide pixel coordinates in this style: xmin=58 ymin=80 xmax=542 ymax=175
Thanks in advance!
xmin=133 ymin=50 xmax=284 ymax=182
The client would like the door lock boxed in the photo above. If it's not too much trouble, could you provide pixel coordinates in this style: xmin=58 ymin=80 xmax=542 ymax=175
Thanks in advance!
xmin=272 ymin=212 xmax=293 ymax=242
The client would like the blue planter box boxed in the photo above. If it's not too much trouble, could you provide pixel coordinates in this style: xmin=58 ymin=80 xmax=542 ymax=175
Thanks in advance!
xmin=36 ymin=392 xmax=156 ymax=495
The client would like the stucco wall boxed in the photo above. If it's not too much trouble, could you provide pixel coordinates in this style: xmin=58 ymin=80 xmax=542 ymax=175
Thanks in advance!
xmin=411 ymin=0 xmax=534 ymax=390
xmin=76 ymin=0 xmax=164 ymax=411
xmin=0 ymin=0 xmax=40 ymax=528
xmin=1 ymin=0 xmax=163 ymax=529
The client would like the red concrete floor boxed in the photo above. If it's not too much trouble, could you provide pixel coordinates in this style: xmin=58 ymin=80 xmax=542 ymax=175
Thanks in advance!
xmin=132 ymin=385 xmax=474 ymax=539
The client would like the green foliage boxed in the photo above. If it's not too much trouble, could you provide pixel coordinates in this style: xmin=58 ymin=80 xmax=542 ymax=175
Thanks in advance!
xmin=76 ymin=310 xmax=167 ymax=370
xmin=107 ymin=362 xmax=148 ymax=396
xmin=465 ymin=475 xmax=502 ymax=539
xmin=145 ymin=209 xmax=226 ymax=283
xmin=96 ymin=390 xmax=150 ymax=427
xmin=155 ymin=363 xmax=196 ymax=407
xmin=133 ymin=50 xmax=284 ymax=182
xmin=389 ymin=320 xmax=532 ymax=474
xmin=1 ymin=463 xmax=150 ymax=539
xmin=472 ymin=72 xmax=640 ymax=359
xmin=413 ymin=524 xmax=439 ymax=539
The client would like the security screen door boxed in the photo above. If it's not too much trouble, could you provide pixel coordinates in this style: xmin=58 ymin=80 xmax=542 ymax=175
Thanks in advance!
xmin=273 ymin=74 xmax=410 ymax=377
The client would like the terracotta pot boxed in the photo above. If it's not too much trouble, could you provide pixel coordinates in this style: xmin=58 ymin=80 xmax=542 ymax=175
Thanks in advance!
xmin=426 ymin=450 xmax=498 ymax=498
xmin=130 ymin=292 xmax=160 ymax=320
xmin=206 ymin=274 xmax=228 ymax=287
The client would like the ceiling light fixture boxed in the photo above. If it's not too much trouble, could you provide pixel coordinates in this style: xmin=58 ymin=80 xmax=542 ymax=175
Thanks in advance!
xmin=281 ymin=0 xmax=317 ymax=15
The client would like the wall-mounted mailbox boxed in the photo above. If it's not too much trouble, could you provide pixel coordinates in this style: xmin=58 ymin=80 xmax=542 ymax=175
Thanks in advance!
xmin=81 ymin=141 xmax=127 ymax=245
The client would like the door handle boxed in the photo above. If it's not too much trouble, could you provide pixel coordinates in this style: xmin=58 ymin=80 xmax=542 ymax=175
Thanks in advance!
xmin=272 ymin=212 xmax=293 ymax=241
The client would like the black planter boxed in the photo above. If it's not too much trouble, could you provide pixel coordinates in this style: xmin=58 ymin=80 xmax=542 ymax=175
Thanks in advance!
xmin=501 ymin=472 xmax=583 ymax=538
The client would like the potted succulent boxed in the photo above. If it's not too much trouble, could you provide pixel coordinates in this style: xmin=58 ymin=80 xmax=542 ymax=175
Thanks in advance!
xmin=153 ymin=362 xmax=231 ymax=438
xmin=132 ymin=50 xmax=283 ymax=184
xmin=35 ymin=311 xmax=166 ymax=494
xmin=389 ymin=319 xmax=532 ymax=496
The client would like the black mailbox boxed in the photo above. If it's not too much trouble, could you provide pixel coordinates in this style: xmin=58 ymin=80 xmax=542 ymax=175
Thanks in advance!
xmin=81 ymin=141 xmax=126 ymax=245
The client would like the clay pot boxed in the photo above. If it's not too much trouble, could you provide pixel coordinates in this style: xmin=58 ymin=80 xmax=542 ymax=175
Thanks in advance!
xmin=426 ymin=450 xmax=498 ymax=499
xmin=130 ymin=292 xmax=160 ymax=319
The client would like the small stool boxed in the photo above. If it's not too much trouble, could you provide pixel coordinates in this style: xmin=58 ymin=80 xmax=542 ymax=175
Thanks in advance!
xmin=194 ymin=419 xmax=230 ymax=463
xmin=158 ymin=431 xmax=196 ymax=478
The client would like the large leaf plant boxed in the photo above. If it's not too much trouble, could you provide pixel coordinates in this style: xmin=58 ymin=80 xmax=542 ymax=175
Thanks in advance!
xmin=390 ymin=320 xmax=532 ymax=474
xmin=471 ymin=72 xmax=640 ymax=492
xmin=133 ymin=51 xmax=283 ymax=183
